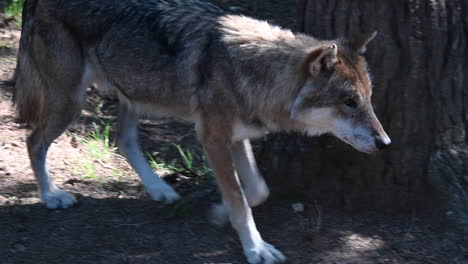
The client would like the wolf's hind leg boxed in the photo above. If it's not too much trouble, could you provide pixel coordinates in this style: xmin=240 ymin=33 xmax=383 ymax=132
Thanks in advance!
xmin=26 ymin=81 xmax=86 ymax=209
xmin=117 ymin=103 xmax=180 ymax=203
xmin=27 ymin=112 xmax=82 ymax=209
xmin=25 ymin=65 xmax=87 ymax=209
xmin=233 ymin=139 xmax=270 ymax=207
xmin=20 ymin=21 xmax=87 ymax=208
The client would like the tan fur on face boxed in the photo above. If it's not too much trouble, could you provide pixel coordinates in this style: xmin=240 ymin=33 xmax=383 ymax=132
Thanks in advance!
xmin=335 ymin=46 xmax=373 ymax=99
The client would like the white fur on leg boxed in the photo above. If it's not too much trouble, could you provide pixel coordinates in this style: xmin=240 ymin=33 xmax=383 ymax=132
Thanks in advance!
xmin=210 ymin=203 xmax=229 ymax=226
xmin=144 ymin=179 xmax=180 ymax=204
xmin=122 ymin=147 xmax=180 ymax=203
xmin=29 ymin=141 xmax=76 ymax=209
xmin=40 ymin=185 xmax=76 ymax=209
xmin=214 ymin=201 xmax=286 ymax=263
xmin=233 ymin=140 xmax=270 ymax=207
xmin=234 ymin=211 xmax=286 ymax=264
xmin=117 ymin=108 xmax=180 ymax=204
xmin=243 ymin=239 xmax=286 ymax=264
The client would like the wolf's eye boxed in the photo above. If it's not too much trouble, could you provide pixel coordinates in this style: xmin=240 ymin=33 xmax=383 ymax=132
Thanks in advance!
xmin=344 ymin=98 xmax=357 ymax=108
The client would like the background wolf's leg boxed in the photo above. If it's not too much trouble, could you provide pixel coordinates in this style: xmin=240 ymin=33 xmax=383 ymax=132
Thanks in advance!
xmin=232 ymin=139 xmax=270 ymax=207
xmin=199 ymin=124 xmax=285 ymax=264
xmin=117 ymin=103 xmax=180 ymax=203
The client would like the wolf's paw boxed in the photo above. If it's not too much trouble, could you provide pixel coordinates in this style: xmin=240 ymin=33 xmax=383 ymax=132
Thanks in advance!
xmin=145 ymin=183 xmax=180 ymax=204
xmin=245 ymin=182 xmax=270 ymax=207
xmin=41 ymin=188 xmax=76 ymax=209
xmin=210 ymin=203 xmax=229 ymax=226
xmin=244 ymin=241 xmax=286 ymax=264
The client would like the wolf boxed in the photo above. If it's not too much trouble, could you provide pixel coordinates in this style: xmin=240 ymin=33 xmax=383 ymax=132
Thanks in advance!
xmin=14 ymin=0 xmax=391 ymax=263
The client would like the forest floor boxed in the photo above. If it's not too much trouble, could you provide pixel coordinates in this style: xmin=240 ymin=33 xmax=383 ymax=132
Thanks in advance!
xmin=0 ymin=1 xmax=466 ymax=263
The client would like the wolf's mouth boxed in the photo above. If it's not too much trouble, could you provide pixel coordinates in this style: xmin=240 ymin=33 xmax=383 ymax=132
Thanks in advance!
xmin=353 ymin=134 xmax=378 ymax=153
xmin=338 ymin=133 xmax=376 ymax=154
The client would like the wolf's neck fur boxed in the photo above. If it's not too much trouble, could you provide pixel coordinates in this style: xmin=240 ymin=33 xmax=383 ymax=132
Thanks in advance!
xmin=218 ymin=15 xmax=320 ymax=130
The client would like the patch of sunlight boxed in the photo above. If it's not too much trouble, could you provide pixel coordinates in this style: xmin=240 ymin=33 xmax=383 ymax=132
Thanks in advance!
xmin=342 ymin=233 xmax=385 ymax=252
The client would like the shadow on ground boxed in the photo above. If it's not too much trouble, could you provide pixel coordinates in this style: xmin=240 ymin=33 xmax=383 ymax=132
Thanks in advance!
xmin=1 ymin=185 xmax=464 ymax=264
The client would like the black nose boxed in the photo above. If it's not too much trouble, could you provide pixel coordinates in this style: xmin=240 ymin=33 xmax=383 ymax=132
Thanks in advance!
xmin=375 ymin=136 xmax=391 ymax=150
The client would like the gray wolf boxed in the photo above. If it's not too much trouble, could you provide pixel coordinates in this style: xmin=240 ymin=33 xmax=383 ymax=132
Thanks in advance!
xmin=14 ymin=0 xmax=391 ymax=263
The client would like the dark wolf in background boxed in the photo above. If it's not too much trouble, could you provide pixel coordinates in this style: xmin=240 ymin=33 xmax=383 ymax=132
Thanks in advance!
xmin=14 ymin=0 xmax=390 ymax=263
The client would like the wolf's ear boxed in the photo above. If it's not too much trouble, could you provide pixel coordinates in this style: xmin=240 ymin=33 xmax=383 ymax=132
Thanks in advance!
xmin=348 ymin=31 xmax=377 ymax=55
xmin=306 ymin=44 xmax=338 ymax=78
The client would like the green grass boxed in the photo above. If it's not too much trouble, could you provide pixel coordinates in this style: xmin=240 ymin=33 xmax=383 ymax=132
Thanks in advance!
xmin=4 ymin=0 xmax=24 ymax=17
xmin=80 ymin=162 xmax=99 ymax=180
xmin=147 ymin=144 xmax=212 ymax=183
xmin=147 ymin=152 xmax=172 ymax=171
xmin=172 ymin=144 xmax=212 ymax=179
xmin=69 ymin=121 xmax=119 ymax=180
xmin=4 ymin=0 xmax=24 ymax=24
xmin=69 ymin=117 xmax=212 ymax=183
xmin=174 ymin=144 xmax=194 ymax=169
xmin=85 ymin=122 xmax=116 ymax=162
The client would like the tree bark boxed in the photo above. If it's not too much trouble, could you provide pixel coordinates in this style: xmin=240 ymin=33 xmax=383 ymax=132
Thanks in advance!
xmin=262 ymin=0 xmax=467 ymax=228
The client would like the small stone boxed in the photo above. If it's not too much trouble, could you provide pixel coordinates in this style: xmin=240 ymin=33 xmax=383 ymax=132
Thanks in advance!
xmin=292 ymin=203 xmax=305 ymax=213
xmin=10 ymin=243 xmax=26 ymax=253
xmin=211 ymin=203 xmax=229 ymax=226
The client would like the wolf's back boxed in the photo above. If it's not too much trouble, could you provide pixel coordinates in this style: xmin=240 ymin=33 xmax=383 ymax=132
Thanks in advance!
xmin=13 ymin=0 xmax=228 ymax=126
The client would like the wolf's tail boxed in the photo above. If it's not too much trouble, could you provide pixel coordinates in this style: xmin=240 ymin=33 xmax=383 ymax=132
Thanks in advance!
xmin=13 ymin=0 xmax=45 ymax=126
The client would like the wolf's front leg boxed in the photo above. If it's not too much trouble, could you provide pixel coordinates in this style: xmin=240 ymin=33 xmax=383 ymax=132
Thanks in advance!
xmin=200 ymin=132 xmax=285 ymax=264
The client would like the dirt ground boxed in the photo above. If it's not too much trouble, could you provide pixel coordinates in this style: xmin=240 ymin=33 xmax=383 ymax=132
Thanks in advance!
xmin=0 ymin=1 xmax=466 ymax=263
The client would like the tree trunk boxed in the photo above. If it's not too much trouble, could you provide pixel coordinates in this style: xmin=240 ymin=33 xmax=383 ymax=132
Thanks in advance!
xmin=261 ymin=0 xmax=467 ymax=228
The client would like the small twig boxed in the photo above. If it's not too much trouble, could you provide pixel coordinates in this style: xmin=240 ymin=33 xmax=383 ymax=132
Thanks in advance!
xmin=96 ymin=159 xmax=115 ymax=170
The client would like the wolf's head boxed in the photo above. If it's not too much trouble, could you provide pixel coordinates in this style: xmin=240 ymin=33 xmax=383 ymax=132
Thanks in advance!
xmin=291 ymin=32 xmax=391 ymax=153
